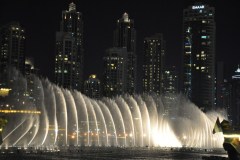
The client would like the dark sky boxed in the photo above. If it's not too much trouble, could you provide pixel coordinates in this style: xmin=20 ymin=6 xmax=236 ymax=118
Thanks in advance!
xmin=0 ymin=0 xmax=239 ymax=83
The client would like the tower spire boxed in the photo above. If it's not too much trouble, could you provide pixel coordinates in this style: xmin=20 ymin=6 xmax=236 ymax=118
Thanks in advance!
xmin=122 ymin=12 xmax=129 ymax=22
xmin=236 ymin=64 xmax=240 ymax=73
xmin=69 ymin=2 xmax=76 ymax=11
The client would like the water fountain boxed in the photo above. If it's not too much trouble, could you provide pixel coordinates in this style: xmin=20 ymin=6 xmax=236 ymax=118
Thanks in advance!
xmin=0 ymin=70 xmax=226 ymax=149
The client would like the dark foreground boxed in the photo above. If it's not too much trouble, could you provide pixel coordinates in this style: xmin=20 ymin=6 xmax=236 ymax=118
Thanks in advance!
xmin=0 ymin=147 xmax=228 ymax=160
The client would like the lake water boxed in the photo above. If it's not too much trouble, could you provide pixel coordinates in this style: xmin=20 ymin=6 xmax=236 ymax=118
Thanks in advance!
xmin=0 ymin=147 xmax=228 ymax=160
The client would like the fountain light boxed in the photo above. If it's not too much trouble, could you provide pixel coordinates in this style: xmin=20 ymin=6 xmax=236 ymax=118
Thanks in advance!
xmin=0 ymin=73 xmax=226 ymax=148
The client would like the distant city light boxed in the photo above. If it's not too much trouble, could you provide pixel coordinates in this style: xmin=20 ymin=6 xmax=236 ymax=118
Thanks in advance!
xmin=192 ymin=5 xmax=205 ymax=10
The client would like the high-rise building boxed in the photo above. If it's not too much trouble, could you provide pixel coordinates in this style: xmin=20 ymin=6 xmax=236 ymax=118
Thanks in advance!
xmin=182 ymin=3 xmax=216 ymax=111
xmin=219 ymin=79 xmax=231 ymax=119
xmin=162 ymin=66 xmax=179 ymax=116
xmin=230 ymin=66 xmax=240 ymax=126
xmin=25 ymin=57 xmax=38 ymax=101
xmin=25 ymin=57 xmax=38 ymax=76
xmin=103 ymin=47 xmax=127 ymax=97
xmin=216 ymin=62 xmax=224 ymax=107
xmin=113 ymin=13 xmax=136 ymax=94
xmin=84 ymin=74 xmax=101 ymax=99
xmin=55 ymin=2 xmax=84 ymax=91
xmin=143 ymin=33 xmax=165 ymax=95
xmin=162 ymin=66 xmax=179 ymax=95
xmin=0 ymin=22 xmax=26 ymax=88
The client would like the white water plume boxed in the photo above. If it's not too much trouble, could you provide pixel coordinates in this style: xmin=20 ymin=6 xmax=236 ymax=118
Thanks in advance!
xmin=1 ymin=72 xmax=226 ymax=149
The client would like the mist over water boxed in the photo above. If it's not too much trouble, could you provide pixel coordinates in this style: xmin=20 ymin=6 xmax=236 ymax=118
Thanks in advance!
xmin=1 ymin=70 xmax=226 ymax=149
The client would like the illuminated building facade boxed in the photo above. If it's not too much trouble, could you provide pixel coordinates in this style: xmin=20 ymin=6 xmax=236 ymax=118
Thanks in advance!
xmin=25 ymin=58 xmax=38 ymax=76
xmin=182 ymin=3 xmax=216 ymax=111
xmin=143 ymin=33 xmax=165 ymax=95
xmin=230 ymin=66 xmax=240 ymax=126
xmin=161 ymin=66 xmax=179 ymax=116
xmin=215 ymin=62 xmax=231 ymax=115
xmin=219 ymin=80 xmax=231 ymax=120
xmin=113 ymin=13 xmax=136 ymax=94
xmin=84 ymin=74 xmax=101 ymax=99
xmin=103 ymin=47 xmax=127 ymax=97
xmin=55 ymin=2 xmax=83 ymax=91
xmin=25 ymin=58 xmax=38 ymax=101
xmin=162 ymin=66 xmax=179 ymax=95
xmin=0 ymin=22 xmax=26 ymax=88
xmin=216 ymin=62 xmax=224 ymax=107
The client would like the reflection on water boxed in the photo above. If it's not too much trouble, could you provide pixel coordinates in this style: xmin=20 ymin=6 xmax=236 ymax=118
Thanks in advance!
xmin=0 ymin=147 xmax=228 ymax=160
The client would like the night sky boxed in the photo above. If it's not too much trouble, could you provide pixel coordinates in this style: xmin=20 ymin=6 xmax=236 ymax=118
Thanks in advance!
xmin=0 ymin=0 xmax=239 ymax=85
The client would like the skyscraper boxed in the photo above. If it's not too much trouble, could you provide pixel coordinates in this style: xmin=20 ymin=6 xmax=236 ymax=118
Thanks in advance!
xmin=162 ymin=66 xmax=179 ymax=95
xmin=162 ymin=66 xmax=179 ymax=116
xmin=113 ymin=13 xmax=136 ymax=94
xmin=230 ymin=66 xmax=240 ymax=126
xmin=182 ymin=3 xmax=216 ymax=111
xmin=25 ymin=58 xmax=38 ymax=76
xmin=0 ymin=22 xmax=26 ymax=88
xmin=103 ymin=47 xmax=127 ymax=97
xmin=84 ymin=74 xmax=101 ymax=99
xmin=143 ymin=33 xmax=165 ymax=95
xmin=55 ymin=2 xmax=83 ymax=91
xmin=216 ymin=61 xmax=224 ymax=107
xmin=25 ymin=57 xmax=38 ymax=101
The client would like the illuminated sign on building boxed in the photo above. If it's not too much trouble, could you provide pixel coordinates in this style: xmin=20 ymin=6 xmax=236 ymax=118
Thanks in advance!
xmin=192 ymin=5 xmax=205 ymax=10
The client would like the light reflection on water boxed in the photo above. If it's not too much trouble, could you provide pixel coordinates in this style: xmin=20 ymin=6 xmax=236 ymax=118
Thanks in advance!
xmin=0 ymin=147 xmax=228 ymax=160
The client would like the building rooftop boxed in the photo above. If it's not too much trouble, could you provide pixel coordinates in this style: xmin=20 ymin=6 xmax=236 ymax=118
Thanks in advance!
xmin=232 ymin=65 xmax=240 ymax=79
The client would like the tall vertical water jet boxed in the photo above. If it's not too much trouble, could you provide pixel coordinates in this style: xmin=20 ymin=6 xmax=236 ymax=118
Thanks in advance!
xmin=103 ymin=98 xmax=126 ymax=146
xmin=54 ymin=88 xmax=68 ymax=146
xmin=98 ymin=101 xmax=118 ymax=146
xmin=62 ymin=89 xmax=78 ymax=146
xmin=42 ymin=81 xmax=57 ymax=146
xmin=83 ymin=96 xmax=99 ymax=146
xmin=115 ymin=97 xmax=135 ymax=146
xmin=52 ymin=86 xmax=58 ymax=146
xmin=1 ymin=72 xmax=227 ymax=148
xmin=124 ymin=95 xmax=143 ymax=146
xmin=27 ymin=117 xmax=40 ymax=146
xmin=34 ymin=79 xmax=49 ymax=146
xmin=134 ymin=95 xmax=151 ymax=146
xmin=91 ymin=100 xmax=108 ymax=146
xmin=72 ymin=92 xmax=89 ymax=146
xmin=142 ymin=95 xmax=158 ymax=146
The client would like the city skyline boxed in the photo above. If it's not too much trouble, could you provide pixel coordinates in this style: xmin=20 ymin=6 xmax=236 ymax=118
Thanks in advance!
xmin=1 ymin=1 xmax=240 ymax=157
xmin=0 ymin=0 xmax=239 ymax=86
